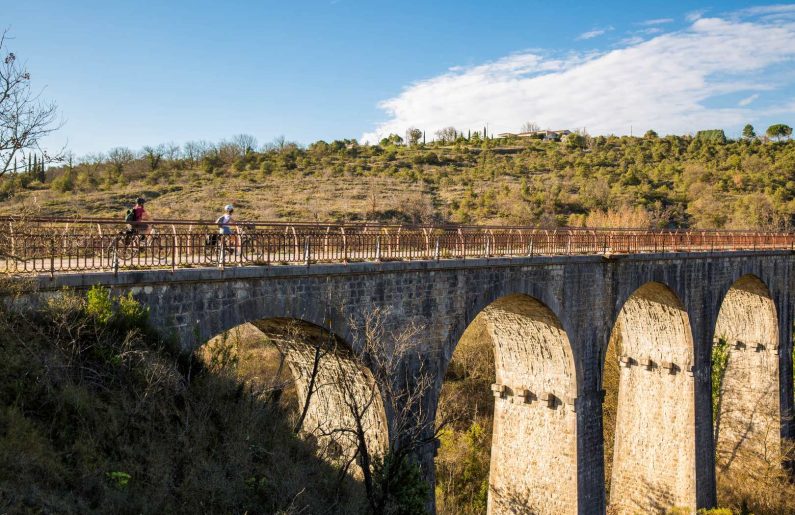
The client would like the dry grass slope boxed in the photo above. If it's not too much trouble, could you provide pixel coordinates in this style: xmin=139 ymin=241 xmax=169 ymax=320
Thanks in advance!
xmin=0 ymin=286 xmax=367 ymax=514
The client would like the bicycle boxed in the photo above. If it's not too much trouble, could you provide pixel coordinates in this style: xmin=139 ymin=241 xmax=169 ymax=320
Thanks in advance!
xmin=204 ymin=224 xmax=263 ymax=264
xmin=106 ymin=226 xmax=169 ymax=264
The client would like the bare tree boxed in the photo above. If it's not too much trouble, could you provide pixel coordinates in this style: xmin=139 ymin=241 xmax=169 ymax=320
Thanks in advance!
xmin=277 ymin=305 xmax=436 ymax=514
xmin=520 ymin=121 xmax=540 ymax=133
xmin=107 ymin=147 xmax=134 ymax=174
xmin=232 ymin=133 xmax=258 ymax=155
xmin=271 ymin=135 xmax=287 ymax=152
xmin=434 ymin=127 xmax=457 ymax=144
xmin=405 ymin=127 xmax=422 ymax=146
xmin=163 ymin=142 xmax=180 ymax=161
xmin=183 ymin=140 xmax=214 ymax=166
xmin=182 ymin=141 xmax=200 ymax=167
xmin=216 ymin=140 xmax=244 ymax=165
xmin=0 ymin=30 xmax=61 ymax=176
xmin=341 ymin=306 xmax=436 ymax=514
xmin=142 ymin=144 xmax=166 ymax=171
xmin=81 ymin=152 xmax=105 ymax=173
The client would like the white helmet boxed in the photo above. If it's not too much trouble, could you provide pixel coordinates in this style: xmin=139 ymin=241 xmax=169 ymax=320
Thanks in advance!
xmin=224 ymin=204 xmax=234 ymax=212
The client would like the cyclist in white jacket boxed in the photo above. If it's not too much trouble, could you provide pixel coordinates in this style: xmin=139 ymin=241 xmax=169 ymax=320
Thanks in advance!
xmin=216 ymin=204 xmax=240 ymax=254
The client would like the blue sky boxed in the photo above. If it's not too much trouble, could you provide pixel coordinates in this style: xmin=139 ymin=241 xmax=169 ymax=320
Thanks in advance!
xmin=5 ymin=1 xmax=795 ymax=156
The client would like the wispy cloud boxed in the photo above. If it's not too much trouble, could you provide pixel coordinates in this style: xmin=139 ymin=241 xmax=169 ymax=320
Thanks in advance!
xmin=738 ymin=94 xmax=760 ymax=107
xmin=640 ymin=18 xmax=674 ymax=25
xmin=730 ymin=3 xmax=795 ymax=23
xmin=735 ymin=4 xmax=795 ymax=16
xmin=686 ymin=9 xmax=707 ymax=22
xmin=576 ymin=26 xmax=613 ymax=40
xmin=362 ymin=10 xmax=795 ymax=142
xmin=619 ymin=36 xmax=645 ymax=46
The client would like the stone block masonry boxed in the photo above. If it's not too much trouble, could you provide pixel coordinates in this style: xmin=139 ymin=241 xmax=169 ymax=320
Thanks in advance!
xmin=24 ymin=250 xmax=795 ymax=515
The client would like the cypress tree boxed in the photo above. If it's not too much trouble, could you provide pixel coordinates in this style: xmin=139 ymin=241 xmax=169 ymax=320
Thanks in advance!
xmin=39 ymin=154 xmax=46 ymax=182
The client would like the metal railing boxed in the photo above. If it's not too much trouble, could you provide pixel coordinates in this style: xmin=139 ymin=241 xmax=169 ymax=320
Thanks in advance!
xmin=0 ymin=217 xmax=792 ymax=275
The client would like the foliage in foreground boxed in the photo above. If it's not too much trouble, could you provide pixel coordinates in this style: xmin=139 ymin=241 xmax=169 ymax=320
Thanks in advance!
xmin=0 ymin=285 xmax=367 ymax=514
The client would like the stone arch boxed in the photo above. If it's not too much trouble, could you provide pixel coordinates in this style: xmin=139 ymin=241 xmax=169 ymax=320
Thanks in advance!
xmin=604 ymin=281 xmax=696 ymax=514
xmin=713 ymin=275 xmax=780 ymax=483
xmin=438 ymin=294 xmax=578 ymax=514
xmin=220 ymin=317 xmax=389 ymax=474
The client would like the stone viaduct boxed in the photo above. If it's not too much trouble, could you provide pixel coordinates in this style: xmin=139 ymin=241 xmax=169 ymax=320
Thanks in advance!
xmin=26 ymin=250 xmax=795 ymax=514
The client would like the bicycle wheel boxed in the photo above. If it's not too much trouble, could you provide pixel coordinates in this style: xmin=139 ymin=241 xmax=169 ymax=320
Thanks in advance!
xmin=240 ymin=237 xmax=263 ymax=263
xmin=106 ymin=233 xmax=135 ymax=263
xmin=150 ymin=235 xmax=170 ymax=262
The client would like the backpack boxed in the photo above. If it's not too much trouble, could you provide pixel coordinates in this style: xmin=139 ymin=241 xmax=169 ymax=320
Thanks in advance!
xmin=125 ymin=208 xmax=136 ymax=223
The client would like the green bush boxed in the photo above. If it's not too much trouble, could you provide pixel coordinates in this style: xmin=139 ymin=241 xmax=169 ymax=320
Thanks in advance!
xmin=86 ymin=286 xmax=149 ymax=330
xmin=118 ymin=291 xmax=149 ymax=328
xmin=372 ymin=452 xmax=429 ymax=515
xmin=86 ymin=285 xmax=114 ymax=324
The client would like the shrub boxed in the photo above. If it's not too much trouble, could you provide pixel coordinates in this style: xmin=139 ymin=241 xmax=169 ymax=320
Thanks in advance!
xmin=86 ymin=285 xmax=114 ymax=324
xmin=118 ymin=292 xmax=149 ymax=329
xmin=372 ymin=452 xmax=429 ymax=515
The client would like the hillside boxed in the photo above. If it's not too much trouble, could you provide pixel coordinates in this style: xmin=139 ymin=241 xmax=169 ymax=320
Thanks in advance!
xmin=0 ymin=285 xmax=367 ymax=514
xmin=2 ymin=134 xmax=795 ymax=229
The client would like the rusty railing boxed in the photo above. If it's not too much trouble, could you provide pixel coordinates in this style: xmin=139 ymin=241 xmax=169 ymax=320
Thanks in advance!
xmin=0 ymin=217 xmax=792 ymax=275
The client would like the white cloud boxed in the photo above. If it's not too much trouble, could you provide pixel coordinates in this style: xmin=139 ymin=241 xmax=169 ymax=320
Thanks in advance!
xmin=735 ymin=4 xmax=795 ymax=16
xmin=738 ymin=93 xmax=760 ymax=106
xmin=640 ymin=18 xmax=674 ymax=25
xmin=362 ymin=12 xmax=795 ymax=142
xmin=577 ymin=26 xmax=613 ymax=40
xmin=619 ymin=36 xmax=645 ymax=46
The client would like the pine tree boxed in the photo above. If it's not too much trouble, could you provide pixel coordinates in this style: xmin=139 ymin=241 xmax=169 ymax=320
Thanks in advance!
xmin=742 ymin=124 xmax=756 ymax=140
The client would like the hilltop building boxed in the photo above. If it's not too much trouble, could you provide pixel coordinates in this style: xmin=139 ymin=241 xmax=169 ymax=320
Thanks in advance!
xmin=498 ymin=129 xmax=573 ymax=141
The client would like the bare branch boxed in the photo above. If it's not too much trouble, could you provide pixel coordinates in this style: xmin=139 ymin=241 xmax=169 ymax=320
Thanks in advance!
xmin=0 ymin=29 xmax=62 ymax=176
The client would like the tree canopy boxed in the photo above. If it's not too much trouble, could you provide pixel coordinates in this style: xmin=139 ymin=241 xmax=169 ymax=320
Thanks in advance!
xmin=766 ymin=124 xmax=793 ymax=142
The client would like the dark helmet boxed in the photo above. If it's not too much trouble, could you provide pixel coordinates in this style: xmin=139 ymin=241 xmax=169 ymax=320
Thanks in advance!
xmin=136 ymin=197 xmax=145 ymax=205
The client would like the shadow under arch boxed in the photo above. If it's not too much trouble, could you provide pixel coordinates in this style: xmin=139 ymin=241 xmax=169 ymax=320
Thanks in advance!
xmin=216 ymin=317 xmax=390 ymax=476
xmin=603 ymin=281 xmax=696 ymax=514
xmin=712 ymin=274 xmax=780 ymax=494
xmin=436 ymin=293 xmax=578 ymax=515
